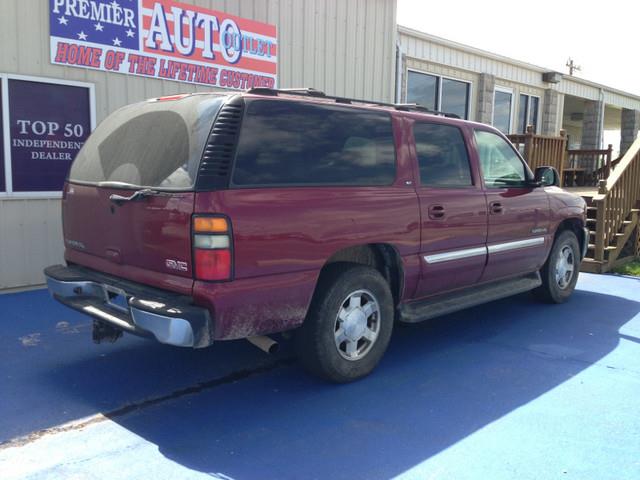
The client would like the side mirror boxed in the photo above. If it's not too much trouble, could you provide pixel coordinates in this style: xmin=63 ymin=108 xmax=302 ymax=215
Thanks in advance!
xmin=534 ymin=166 xmax=560 ymax=187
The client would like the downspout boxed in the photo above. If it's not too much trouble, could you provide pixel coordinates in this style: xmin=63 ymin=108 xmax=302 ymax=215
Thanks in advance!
xmin=395 ymin=41 xmax=404 ymax=103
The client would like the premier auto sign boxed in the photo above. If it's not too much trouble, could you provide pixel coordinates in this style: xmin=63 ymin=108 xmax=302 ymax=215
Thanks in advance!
xmin=49 ymin=0 xmax=277 ymax=89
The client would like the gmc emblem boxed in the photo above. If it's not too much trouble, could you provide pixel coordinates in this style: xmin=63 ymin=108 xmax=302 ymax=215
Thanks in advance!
xmin=165 ymin=259 xmax=188 ymax=272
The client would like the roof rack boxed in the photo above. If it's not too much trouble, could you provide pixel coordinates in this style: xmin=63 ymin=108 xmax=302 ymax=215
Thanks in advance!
xmin=245 ymin=87 xmax=460 ymax=118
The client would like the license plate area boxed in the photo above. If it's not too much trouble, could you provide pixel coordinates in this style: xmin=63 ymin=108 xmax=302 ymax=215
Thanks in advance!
xmin=102 ymin=284 xmax=130 ymax=314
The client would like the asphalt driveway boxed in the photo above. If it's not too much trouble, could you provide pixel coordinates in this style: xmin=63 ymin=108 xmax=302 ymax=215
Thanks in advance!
xmin=1 ymin=273 xmax=639 ymax=479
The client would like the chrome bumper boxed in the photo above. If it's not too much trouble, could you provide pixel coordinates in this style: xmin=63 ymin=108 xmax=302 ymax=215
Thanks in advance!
xmin=45 ymin=265 xmax=212 ymax=348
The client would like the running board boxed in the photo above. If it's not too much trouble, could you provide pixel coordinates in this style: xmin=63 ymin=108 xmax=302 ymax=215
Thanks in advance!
xmin=398 ymin=272 xmax=542 ymax=323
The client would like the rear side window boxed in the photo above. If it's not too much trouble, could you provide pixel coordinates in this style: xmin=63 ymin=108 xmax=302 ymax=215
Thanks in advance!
xmin=414 ymin=122 xmax=472 ymax=187
xmin=69 ymin=95 xmax=225 ymax=190
xmin=231 ymin=100 xmax=396 ymax=186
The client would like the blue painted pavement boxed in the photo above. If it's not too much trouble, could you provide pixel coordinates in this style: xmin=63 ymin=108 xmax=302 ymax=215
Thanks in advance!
xmin=1 ymin=273 xmax=639 ymax=479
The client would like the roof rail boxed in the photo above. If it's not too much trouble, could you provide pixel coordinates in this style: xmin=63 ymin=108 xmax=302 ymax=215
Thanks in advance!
xmin=245 ymin=87 xmax=460 ymax=118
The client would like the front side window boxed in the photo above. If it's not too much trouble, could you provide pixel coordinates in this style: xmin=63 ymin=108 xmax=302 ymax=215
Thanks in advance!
xmin=475 ymin=130 xmax=527 ymax=188
xmin=232 ymin=100 xmax=396 ymax=186
xmin=407 ymin=71 xmax=470 ymax=119
xmin=493 ymin=89 xmax=513 ymax=134
xmin=414 ymin=123 xmax=472 ymax=187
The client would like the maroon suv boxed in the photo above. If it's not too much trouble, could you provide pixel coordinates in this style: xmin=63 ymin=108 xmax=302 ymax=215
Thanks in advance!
xmin=45 ymin=88 xmax=588 ymax=382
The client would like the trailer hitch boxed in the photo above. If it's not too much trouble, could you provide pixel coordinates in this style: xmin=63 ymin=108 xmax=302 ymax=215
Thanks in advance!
xmin=92 ymin=320 xmax=123 ymax=344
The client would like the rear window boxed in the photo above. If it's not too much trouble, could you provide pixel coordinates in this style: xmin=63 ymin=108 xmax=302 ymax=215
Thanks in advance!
xmin=231 ymin=100 xmax=396 ymax=186
xmin=68 ymin=94 xmax=225 ymax=190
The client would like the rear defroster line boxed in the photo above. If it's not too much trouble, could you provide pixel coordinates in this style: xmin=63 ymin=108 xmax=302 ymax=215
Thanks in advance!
xmin=0 ymin=357 xmax=294 ymax=450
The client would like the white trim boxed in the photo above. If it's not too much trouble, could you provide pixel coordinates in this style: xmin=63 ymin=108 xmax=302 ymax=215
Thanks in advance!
xmin=424 ymin=236 xmax=546 ymax=264
xmin=406 ymin=68 xmax=473 ymax=120
xmin=493 ymin=86 xmax=515 ymax=134
xmin=0 ymin=73 xmax=96 ymax=197
xmin=487 ymin=237 xmax=546 ymax=254
xmin=424 ymin=246 xmax=487 ymax=264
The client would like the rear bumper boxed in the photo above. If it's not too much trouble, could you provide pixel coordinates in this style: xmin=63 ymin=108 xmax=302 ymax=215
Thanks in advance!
xmin=44 ymin=264 xmax=213 ymax=348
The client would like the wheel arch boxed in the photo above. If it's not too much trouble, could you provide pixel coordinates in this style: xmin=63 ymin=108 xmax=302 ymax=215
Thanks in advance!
xmin=554 ymin=217 xmax=586 ymax=258
xmin=315 ymin=243 xmax=404 ymax=308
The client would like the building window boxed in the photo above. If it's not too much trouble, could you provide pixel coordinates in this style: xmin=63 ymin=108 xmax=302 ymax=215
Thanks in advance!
xmin=493 ymin=87 xmax=514 ymax=134
xmin=0 ymin=74 xmax=95 ymax=197
xmin=407 ymin=70 xmax=471 ymax=119
xmin=518 ymin=94 xmax=540 ymax=133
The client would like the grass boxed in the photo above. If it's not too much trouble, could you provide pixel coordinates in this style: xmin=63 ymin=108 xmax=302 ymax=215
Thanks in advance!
xmin=612 ymin=258 xmax=640 ymax=276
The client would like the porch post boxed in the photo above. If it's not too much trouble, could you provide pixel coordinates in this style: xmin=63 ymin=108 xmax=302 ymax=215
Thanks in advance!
xmin=581 ymin=99 xmax=604 ymax=150
xmin=476 ymin=73 xmax=495 ymax=125
xmin=620 ymin=108 xmax=640 ymax=156
xmin=541 ymin=89 xmax=560 ymax=135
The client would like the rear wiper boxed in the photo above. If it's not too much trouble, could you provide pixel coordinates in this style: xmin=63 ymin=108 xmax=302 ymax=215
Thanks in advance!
xmin=109 ymin=188 xmax=167 ymax=205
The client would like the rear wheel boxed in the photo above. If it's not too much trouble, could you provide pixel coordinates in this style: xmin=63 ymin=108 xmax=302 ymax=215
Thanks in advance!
xmin=533 ymin=230 xmax=580 ymax=303
xmin=295 ymin=264 xmax=394 ymax=383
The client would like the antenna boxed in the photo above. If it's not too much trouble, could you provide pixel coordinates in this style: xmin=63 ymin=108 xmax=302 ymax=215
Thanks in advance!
xmin=566 ymin=58 xmax=581 ymax=76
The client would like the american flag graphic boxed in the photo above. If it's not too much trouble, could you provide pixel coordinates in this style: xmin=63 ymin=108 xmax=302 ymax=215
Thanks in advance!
xmin=50 ymin=0 xmax=139 ymax=51
xmin=49 ymin=0 xmax=278 ymax=89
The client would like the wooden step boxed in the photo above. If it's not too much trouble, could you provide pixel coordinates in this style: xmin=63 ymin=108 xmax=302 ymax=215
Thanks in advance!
xmin=587 ymin=244 xmax=616 ymax=251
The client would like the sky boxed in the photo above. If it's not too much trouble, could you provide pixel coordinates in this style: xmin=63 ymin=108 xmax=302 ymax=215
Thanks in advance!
xmin=397 ymin=0 xmax=640 ymax=97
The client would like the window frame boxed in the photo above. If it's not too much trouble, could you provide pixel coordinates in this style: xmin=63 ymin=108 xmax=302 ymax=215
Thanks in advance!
xmin=413 ymin=121 xmax=475 ymax=189
xmin=0 ymin=73 xmax=96 ymax=199
xmin=492 ymin=86 xmax=515 ymax=134
xmin=229 ymin=99 xmax=399 ymax=189
xmin=406 ymin=68 xmax=473 ymax=120
xmin=474 ymin=128 xmax=533 ymax=189
xmin=518 ymin=93 xmax=541 ymax=134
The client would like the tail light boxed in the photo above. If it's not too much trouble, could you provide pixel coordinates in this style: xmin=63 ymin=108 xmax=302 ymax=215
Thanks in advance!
xmin=192 ymin=215 xmax=233 ymax=281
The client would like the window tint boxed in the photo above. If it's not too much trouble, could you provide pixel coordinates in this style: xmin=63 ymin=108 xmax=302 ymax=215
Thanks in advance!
xmin=232 ymin=100 xmax=396 ymax=186
xmin=441 ymin=78 xmax=469 ymax=119
xmin=407 ymin=71 xmax=438 ymax=111
xmin=475 ymin=130 xmax=527 ymax=188
xmin=517 ymin=94 xmax=540 ymax=134
xmin=493 ymin=90 xmax=513 ymax=134
xmin=529 ymin=96 xmax=539 ymax=131
xmin=414 ymin=123 xmax=472 ymax=187
xmin=69 ymin=95 xmax=224 ymax=189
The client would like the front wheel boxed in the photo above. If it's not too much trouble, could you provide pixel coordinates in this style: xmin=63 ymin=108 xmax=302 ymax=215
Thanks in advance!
xmin=533 ymin=230 xmax=581 ymax=303
xmin=295 ymin=265 xmax=394 ymax=383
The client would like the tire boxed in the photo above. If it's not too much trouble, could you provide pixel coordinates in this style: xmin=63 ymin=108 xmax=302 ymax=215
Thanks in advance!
xmin=533 ymin=230 xmax=581 ymax=303
xmin=295 ymin=264 xmax=394 ymax=383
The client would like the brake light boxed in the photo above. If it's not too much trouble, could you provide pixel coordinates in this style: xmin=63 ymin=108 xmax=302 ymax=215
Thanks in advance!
xmin=193 ymin=215 xmax=232 ymax=281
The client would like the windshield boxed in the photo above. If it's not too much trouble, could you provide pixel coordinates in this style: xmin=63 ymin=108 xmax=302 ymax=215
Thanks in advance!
xmin=68 ymin=94 xmax=226 ymax=190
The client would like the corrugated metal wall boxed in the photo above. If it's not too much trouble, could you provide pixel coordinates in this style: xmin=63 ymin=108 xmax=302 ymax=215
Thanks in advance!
xmin=0 ymin=0 xmax=398 ymax=289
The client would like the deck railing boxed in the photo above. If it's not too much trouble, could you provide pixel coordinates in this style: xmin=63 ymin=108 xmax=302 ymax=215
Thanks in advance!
xmin=591 ymin=137 xmax=640 ymax=263
xmin=565 ymin=145 xmax=613 ymax=186
xmin=508 ymin=126 xmax=567 ymax=183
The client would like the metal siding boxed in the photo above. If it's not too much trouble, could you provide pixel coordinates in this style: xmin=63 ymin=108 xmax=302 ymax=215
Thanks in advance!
xmin=0 ymin=0 xmax=397 ymax=289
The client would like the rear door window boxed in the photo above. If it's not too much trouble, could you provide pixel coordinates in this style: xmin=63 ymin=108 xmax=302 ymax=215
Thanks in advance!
xmin=414 ymin=122 xmax=472 ymax=187
xmin=68 ymin=94 xmax=225 ymax=190
xmin=231 ymin=100 xmax=396 ymax=186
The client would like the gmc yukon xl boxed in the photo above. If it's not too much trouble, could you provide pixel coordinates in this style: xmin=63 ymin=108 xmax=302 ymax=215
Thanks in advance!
xmin=45 ymin=88 xmax=588 ymax=382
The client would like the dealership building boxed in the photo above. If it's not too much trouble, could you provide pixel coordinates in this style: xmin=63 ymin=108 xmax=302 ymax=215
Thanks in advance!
xmin=1 ymin=0 xmax=639 ymax=290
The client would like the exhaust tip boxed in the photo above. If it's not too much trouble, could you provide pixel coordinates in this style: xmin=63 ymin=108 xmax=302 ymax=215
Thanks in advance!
xmin=247 ymin=335 xmax=279 ymax=354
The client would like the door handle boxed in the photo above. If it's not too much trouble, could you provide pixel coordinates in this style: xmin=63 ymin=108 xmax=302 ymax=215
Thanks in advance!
xmin=428 ymin=204 xmax=446 ymax=220
xmin=490 ymin=201 xmax=503 ymax=214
